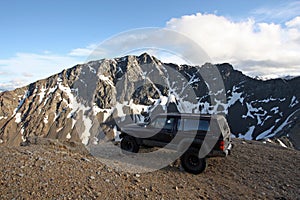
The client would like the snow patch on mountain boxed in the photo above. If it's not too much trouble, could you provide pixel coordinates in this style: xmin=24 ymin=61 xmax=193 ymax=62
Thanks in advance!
xmin=268 ymin=109 xmax=300 ymax=138
xmin=21 ymin=127 xmax=25 ymax=142
xmin=115 ymin=102 xmax=126 ymax=120
xmin=113 ymin=126 xmax=121 ymax=142
xmin=98 ymin=75 xmax=114 ymax=87
xmin=276 ymin=139 xmax=288 ymax=148
xmin=260 ymin=115 xmax=272 ymax=126
xmin=38 ymin=86 xmax=47 ymax=104
xmin=289 ymin=96 xmax=299 ymax=108
xmin=66 ymin=133 xmax=71 ymax=139
xmin=243 ymin=102 xmax=266 ymax=120
xmin=15 ymin=113 xmax=22 ymax=123
xmin=179 ymin=101 xmax=199 ymax=113
xmin=88 ymin=65 xmax=96 ymax=74
xmin=43 ymin=116 xmax=48 ymax=124
xmin=159 ymin=96 xmax=169 ymax=106
xmin=256 ymin=126 xmax=275 ymax=140
xmin=56 ymin=127 xmax=63 ymax=133
xmin=239 ymin=126 xmax=255 ymax=140
xmin=57 ymin=80 xmax=95 ymax=144
xmin=92 ymin=104 xmax=113 ymax=122
xmin=271 ymin=107 xmax=280 ymax=114
xmin=80 ymin=114 xmax=93 ymax=145
xmin=47 ymin=86 xmax=58 ymax=95
xmin=0 ymin=116 xmax=8 ymax=120
xmin=13 ymin=90 xmax=30 ymax=114
xmin=227 ymin=91 xmax=243 ymax=107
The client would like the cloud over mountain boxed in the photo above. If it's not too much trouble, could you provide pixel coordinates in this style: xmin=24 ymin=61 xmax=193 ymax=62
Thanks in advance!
xmin=1 ymin=11 xmax=300 ymax=91
xmin=166 ymin=13 xmax=300 ymax=78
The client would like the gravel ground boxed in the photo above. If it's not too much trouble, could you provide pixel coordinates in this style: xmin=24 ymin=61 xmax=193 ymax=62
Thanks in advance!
xmin=0 ymin=138 xmax=299 ymax=200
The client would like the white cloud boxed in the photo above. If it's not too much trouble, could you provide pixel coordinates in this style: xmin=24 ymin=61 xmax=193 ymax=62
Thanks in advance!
xmin=68 ymin=44 xmax=97 ymax=57
xmin=0 ymin=43 xmax=110 ymax=91
xmin=22 ymin=72 xmax=34 ymax=77
xmin=286 ymin=16 xmax=300 ymax=28
xmin=166 ymin=13 xmax=300 ymax=78
xmin=0 ymin=79 xmax=28 ymax=91
xmin=0 ymin=52 xmax=85 ymax=91
xmin=85 ymin=28 xmax=210 ymax=65
xmin=123 ymin=48 xmax=192 ymax=65
xmin=2 ymin=10 xmax=300 ymax=92
xmin=0 ymin=52 xmax=83 ymax=72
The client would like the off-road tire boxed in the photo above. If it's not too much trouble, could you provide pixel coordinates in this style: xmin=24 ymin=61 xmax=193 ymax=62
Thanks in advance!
xmin=180 ymin=148 xmax=207 ymax=174
xmin=120 ymin=135 xmax=140 ymax=153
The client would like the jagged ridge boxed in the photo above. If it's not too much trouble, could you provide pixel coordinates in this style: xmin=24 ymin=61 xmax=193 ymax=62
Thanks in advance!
xmin=0 ymin=53 xmax=299 ymax=148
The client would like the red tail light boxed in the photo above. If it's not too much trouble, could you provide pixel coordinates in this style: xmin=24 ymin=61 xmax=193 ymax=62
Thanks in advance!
xmin=219 ymin=141 xmax=225 ymax=151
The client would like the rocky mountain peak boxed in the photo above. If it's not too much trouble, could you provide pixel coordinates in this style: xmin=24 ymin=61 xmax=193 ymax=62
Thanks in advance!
xmin=0 ymin=54 xmax=299 ymax=149
xmin=216 ymin=63 xmax=235 ymax=75
xmin=138 ymin=52 xmax=155 ymax=63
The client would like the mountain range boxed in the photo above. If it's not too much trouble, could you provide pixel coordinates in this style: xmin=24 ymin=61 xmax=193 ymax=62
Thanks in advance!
xmin=0 ymin=53 xmax=299 ymax=149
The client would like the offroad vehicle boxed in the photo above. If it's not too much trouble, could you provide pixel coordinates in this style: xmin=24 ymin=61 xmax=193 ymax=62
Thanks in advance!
xmin=120 ymin=113 xmax=233 ymax=174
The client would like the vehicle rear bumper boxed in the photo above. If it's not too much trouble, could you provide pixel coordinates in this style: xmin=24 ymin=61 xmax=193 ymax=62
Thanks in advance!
xmin=208 ymin=142 xmax=233 ymax=157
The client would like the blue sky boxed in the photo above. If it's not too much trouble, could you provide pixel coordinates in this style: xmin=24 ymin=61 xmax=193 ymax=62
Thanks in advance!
xmin=1 ymin=0 xmax=300 ymax=90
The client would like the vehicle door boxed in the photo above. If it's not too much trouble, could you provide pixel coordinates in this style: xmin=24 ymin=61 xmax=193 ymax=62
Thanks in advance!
xmin=148 ymin=116 xmax=176 ymax=143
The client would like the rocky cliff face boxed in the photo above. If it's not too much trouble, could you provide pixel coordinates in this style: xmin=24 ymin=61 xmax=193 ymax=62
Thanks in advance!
xmin=0 ymin=53 xmax=299 ymax=148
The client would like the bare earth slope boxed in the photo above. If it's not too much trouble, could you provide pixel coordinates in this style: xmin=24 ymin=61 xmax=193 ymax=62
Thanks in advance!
xmin=0 ymin=139 xmax=299 ymax=200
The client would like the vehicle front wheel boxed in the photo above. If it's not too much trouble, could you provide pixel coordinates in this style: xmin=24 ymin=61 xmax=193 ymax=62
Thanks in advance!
xmin=180 ymin=149 xmax=207 ymax=174
xmin=120 ymin=136 xmax=140 ymax=153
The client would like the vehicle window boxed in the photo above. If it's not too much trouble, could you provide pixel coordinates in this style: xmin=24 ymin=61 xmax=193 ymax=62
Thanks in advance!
xmin=164 ymin=118 xmax=175 ymax=131
xmin=151 ymin=117 xmax=175 ymax=131
xmin=151 ymin=117 xmax=166 ymax=129
xmin=199 ymin=120 xmax=210 ymax=131
xmin=177 ymin=119 xmax=183 ymax=131
xmin=183 ymin=119 xmax=210 ymax=131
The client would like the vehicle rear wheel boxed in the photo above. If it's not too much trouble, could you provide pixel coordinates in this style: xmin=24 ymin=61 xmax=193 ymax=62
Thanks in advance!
xmin=120 ymin=136 xmax=140 ymax=153
xmin=180 ymin=148 xmax=206 ymax=174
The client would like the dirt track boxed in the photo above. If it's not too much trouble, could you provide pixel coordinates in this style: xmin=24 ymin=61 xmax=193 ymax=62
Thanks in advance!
xmin=0 ymin=139 xmax=299 ymax=200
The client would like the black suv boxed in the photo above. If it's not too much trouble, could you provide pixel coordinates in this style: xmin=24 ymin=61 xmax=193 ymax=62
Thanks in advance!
xmin=120 ymin=113 xmax=233 ymax=174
